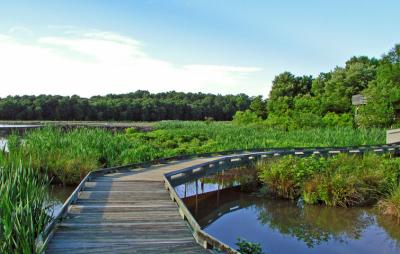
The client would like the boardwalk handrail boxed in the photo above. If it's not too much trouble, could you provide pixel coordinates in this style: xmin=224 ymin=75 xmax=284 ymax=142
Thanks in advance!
xmin=38 ymin=142 xmax=400 ymax=252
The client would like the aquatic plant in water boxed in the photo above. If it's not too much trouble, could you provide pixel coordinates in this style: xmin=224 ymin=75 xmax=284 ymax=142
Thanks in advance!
xmin=236 ymin=238 xmax=264 ymax=254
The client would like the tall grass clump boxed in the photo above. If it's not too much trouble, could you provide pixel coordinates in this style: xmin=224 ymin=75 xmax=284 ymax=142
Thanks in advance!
xmin=0 ymin=136 xmax=51 ymax=253
xmin=23 ymin=127 xmax=132 ymax=185
xmin=379 ymin=186 xmax=400 ymax=221
xmin=156 ymin=121 xmax=385 ymax=149
xmin=257 ymin=154 xmax=400 ymax=208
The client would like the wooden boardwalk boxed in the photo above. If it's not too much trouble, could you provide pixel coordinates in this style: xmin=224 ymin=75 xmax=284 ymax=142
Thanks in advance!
xmin=46 ymin=157 xmax=218 ymax=253
xmin=45 ymin=143 xmax=400 ymax=253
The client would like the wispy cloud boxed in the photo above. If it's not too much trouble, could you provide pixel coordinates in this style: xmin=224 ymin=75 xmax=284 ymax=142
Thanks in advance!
xmin=0 ymin=29 xmax=262 ymax=97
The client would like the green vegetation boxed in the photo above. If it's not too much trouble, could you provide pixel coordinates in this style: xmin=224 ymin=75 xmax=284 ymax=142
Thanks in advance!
xmin=379 ymin=185 xmax=400 ymax=220
xmin=257 ymin=154 xmax=400 ymax=209
xmin=0 ymin=91 xmax=251 ymax=121
xmin=0 ymin=137 xmax=51 ymax=253
xmin=2 ymin=122 xmax=385 ymax=186
xmin=236 ymin=238 xmax=264 ymax=254
xmin=234 ymin=44 xmax=400 ymax=129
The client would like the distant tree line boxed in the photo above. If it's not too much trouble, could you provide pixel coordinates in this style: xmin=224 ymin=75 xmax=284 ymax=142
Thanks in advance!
xmin=0 ymin=91 xmax=252 ymax=121
xmin=240 ymin=43 xmax=400 ymax=129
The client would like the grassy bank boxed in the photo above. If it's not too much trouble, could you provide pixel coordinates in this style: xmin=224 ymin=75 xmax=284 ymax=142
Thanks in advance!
xmin=257 ymin=154 xmax=400 ymax=218
xmin=0 ymin=139 xmax=51 ymax=253
xmin=9 ymin=121 xmax=386 ymax=185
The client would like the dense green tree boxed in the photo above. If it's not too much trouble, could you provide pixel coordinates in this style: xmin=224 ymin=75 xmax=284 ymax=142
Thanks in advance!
xmin=357 ymin=45 xmax=400 ymax=127
xmin=249 ymin=96 xmax=267 ymax=119
xmin=269 ymin=72 xmax=312 ymax=100
xmin=0 ymin=91 xmax=252 ymax=121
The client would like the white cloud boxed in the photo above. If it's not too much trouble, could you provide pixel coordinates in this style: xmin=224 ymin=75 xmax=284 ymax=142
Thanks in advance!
xmin=0 ymin=29 xmax=262 ymax=97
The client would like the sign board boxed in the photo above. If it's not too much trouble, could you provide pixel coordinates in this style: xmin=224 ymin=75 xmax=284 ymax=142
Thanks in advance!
xmin=387 ymin=129 xmax=400 ymax=144
xmin=352 ymin=94 xmax=366 ymax=105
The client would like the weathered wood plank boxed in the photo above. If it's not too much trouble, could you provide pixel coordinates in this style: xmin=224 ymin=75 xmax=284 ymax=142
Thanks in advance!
xmin=46 ymin=157 xmax=214 ymax=254
xmin=47 ymin=241 xmax=207 ymax=254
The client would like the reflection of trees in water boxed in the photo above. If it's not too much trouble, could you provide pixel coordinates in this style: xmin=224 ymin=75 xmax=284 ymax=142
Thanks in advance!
xmin=256 ymin=200 xmax=375 ymax=247
xmin=202 ymin=166 xmax=258 ymax=191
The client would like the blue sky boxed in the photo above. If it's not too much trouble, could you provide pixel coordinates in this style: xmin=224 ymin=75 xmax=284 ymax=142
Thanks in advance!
xmin=0 ymin=0 xmax=399 ymax=97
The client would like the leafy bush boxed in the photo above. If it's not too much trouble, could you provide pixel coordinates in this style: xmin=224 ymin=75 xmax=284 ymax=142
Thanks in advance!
xmin=236 ymin=238 xmax=264 ymax=254
xmin=323 ymin=113 xmax=353 ymax=127
xmin=232 ymin=110 xmax=262 ymax=125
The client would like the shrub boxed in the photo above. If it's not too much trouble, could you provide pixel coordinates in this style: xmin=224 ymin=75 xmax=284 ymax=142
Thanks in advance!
xmin=323 ymin=112 xmax=354 ymax=127
xmin=232 ymin=110 xmax=262 ymax=125
xmin=257 ymin=156 xmax=321 ymax=199
xmin=236 ymin=238 xmax=264 ymax=254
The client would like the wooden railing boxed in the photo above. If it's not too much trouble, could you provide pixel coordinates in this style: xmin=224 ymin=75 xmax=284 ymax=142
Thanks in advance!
xmin=38 ymin=142 xmax=400 ymax=253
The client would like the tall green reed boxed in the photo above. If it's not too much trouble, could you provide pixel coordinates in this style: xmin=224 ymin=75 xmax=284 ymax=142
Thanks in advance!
xmin=0 ymin=136 xmax=51 ymax=253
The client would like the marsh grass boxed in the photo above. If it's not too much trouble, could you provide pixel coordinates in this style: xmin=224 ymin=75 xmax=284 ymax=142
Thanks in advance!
xmin=22 ymin=127 xmax=131 ymax=185
xmin=257 ymin=154 xmax=400 ymax=208
xmin=9 ymin=121 xmax=387 ymax=186
xmin=0 ymin=144 xmax=51 ymax=253
xmin=379 ymin=186 xmax=400 ymax=221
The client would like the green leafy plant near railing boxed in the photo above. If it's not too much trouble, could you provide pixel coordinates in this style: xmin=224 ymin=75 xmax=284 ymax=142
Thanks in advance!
xmin=257 ymin=154 xmax=400 ymax=210
xmin=236 ymin=238 xmax=264 ymax=254
xmin=0 ymin=137 xmax=52 ymax=253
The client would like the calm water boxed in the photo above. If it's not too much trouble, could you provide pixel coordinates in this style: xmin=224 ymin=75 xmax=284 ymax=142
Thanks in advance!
xmin=48 ymin=185 xmax=75 ymax=216
xmin=175 ymin=167 xmax=400 ymax=254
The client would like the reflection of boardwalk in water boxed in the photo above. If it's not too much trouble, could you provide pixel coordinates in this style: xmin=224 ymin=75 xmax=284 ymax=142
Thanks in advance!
xmin=182 ymin=185 xmax=258 ymax=227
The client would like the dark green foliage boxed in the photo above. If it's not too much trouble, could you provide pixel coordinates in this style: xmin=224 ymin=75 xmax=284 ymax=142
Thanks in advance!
xmin=266 ymin=44 xmax=400 ymax=128
xmin=0 ymin=91 xmax=251 ymax=121
xmin=249 ymin=96 xmax=268 ymax=119
xmin=236 ymin=238 xmax=264 ymax=254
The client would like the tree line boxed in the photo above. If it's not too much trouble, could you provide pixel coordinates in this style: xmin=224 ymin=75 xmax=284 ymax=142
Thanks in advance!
xmin=2 ymin=44 xmax=399 ymax=126
xmin=0 ymin=91 xmax=252 ymax=121
xmin=241 ymin=43 xmax=400 ymax=129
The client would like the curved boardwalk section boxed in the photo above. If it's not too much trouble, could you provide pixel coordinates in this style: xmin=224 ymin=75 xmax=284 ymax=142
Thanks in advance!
xmin=45 ymin=144 xmax=400 ymax=253
xmin=46 ymin=158 xmax=217 ymax=254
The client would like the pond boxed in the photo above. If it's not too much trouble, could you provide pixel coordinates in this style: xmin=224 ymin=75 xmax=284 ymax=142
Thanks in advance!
xmin=175 ymin=167 xmax=400 ymax=254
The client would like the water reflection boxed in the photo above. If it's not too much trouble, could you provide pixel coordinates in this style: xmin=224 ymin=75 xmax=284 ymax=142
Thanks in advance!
xmin=176 ymin=167 xmax=400 ymax=254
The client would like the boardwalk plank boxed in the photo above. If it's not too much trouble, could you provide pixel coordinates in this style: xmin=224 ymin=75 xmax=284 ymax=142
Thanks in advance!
xmin=46 ymin=157 xmax=215 ymax=254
